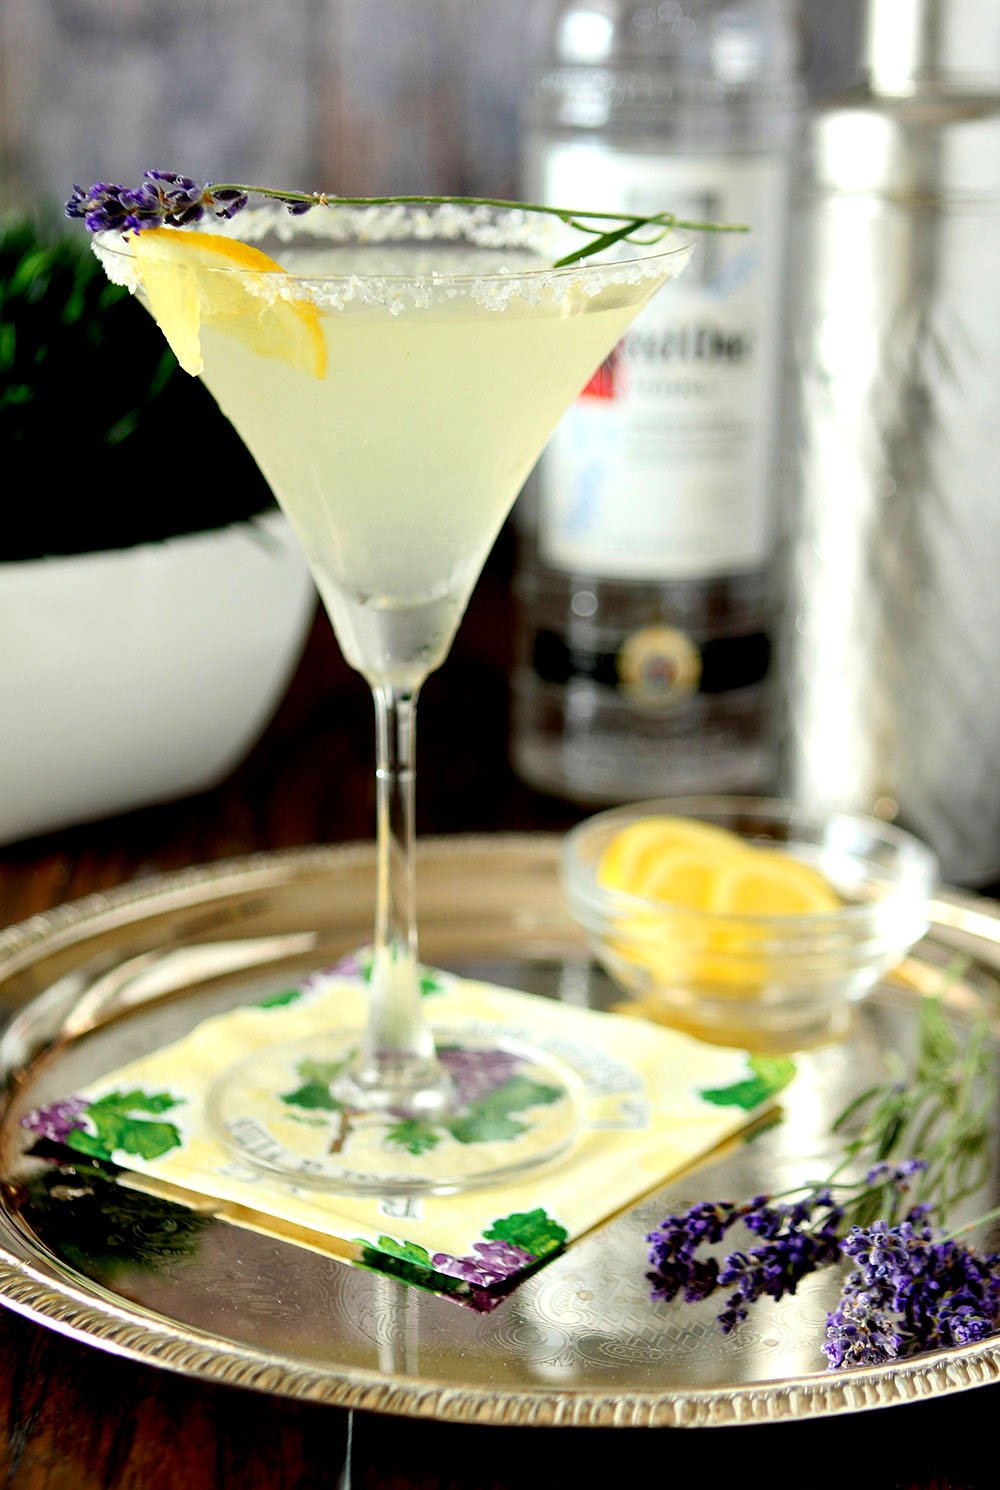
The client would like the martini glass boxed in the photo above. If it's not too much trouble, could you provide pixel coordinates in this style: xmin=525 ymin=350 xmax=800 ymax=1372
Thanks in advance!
xmin=95 ymin=201 xmax=690 ymax=1194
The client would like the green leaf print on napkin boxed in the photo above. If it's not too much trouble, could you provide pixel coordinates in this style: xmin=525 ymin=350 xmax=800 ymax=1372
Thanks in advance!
xmin=484 ymin=1207 xmax=569 ymax=1258
xmin=358 ymin=1208 xmax=569 ymax=1311
xmin=280 ymin=1056 xmax=354 ymax=1113
xmin=445 ymin=1076 xmax=563 ymax=1145
xmin=63 ymin=1089 xmax=184 ymax=1162
xmin=381 ymin=1077 xmax=565 ymax=1154
xmin=698 ymin=1055 xmax=797 ymax=1112
xmin=357 ymin=1235 xmax=447 ymax=1296
xmin=371 ymin=1234 xmax=434 ymax=1268
xmin=255 ymin=987 xmax=304 ymax=1009
xmin=384 ymin=1119 xmax=441 ymax=1156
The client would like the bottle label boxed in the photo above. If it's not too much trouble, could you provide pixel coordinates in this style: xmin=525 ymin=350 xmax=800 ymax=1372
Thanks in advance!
xmin=536 ymin=144 xmax=790 ymax=579
xmin=530 ymin=625 xmax=771 ymax=706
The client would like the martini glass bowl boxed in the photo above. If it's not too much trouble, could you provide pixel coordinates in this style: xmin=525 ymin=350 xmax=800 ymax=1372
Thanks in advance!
xmin=95 ymin=201 xmax=692 ymax=1193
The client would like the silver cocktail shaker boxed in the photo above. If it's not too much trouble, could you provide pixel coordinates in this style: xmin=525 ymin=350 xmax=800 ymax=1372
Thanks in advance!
xmin=780 ymin=0 xmax=1000 ymax=886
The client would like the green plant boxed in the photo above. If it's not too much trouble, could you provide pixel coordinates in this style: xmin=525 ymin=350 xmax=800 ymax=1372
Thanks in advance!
xmin=0 ymin=216 xmax=274 ymax=560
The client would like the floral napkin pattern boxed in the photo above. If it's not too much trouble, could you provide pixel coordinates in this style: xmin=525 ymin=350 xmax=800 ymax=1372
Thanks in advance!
xmin=22 ymin=956 xmax=793 ymax=1309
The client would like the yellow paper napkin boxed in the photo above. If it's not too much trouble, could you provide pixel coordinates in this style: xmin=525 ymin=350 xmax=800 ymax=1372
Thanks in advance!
xmin=22 ymin=955 xmax=793 ymax=1309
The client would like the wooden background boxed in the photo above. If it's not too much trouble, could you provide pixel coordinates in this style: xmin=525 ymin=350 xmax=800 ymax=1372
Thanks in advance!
xmin=1 ymin=0 xmax=862 ymax=210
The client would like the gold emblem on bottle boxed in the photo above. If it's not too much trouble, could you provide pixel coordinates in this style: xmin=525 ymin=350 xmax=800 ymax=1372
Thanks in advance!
xmin=616 ymin=625 xmax=702 ymax=710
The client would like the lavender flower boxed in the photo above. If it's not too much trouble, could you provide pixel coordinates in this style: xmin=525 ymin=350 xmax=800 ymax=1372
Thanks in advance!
xmin=65 ymin=172 xmax=250 ymax=234
xmin=64 ymin=182 xmax=138 ymax=234
xmin=646 ymin=989 xmax=998 ymax=1366
xmin=62 ymin=174 xmax=747 ymax=271
xmin=821 ymin=1286 xmax=904 ymax=1367
xmin=649 ymin=1169 xmax=1000 ymax=1368
xmin=865 ymin=1159 xmax=928 ymax=1186
xmin=20 ymin=1096 xmax=89 ymax=1144
xmin=432 ymin=1239 xmax=535 ymax=1289
xmin=646 ymin=1202 xmax=737 ymax=1305
xmin=823 ymin=1219 xmax=1000 ymax=1369
xmin=647 ymin=1191 xmax=846 ymax=1332
xmin=717 ymin=1199 xmax=844 ymax=1333
xmin=281 ymin=197 xmax=317 ymax=216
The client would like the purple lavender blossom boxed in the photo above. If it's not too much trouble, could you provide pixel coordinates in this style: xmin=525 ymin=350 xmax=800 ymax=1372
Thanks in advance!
xmin=65 ymin=182 xmax=137 ymax=234
xmin=438 ymin=1047 xmax=523 ymax=1108
xmin=20 ymin=1097 xmax=89 ymax=1144
xmin=432 ymin=1239 xmax=535 ymax=1289
xmin=864 ymin=1158 xmax=929 ymax=1189
xmin=646 ymin=1201 xmax=738 ymax=1305
xmin=65 ymin=172 xmax=250 ymax=234
xmin=823 ymin=1218 xmax=1000 ymax=1369
xmin=716 ymin=1201 xmax=843 ymax=1333
xmin=281 ymin=196 xmax=316 ymax=216
xmin=206 ymin=187 xmax=250 ymax=219
xmin=648 ymin=1164 xmax=1000 ymax=1366
xmin=647 ymin=1191 xmax=846 ymax=1331
xmin=821 ymin=1286 xmax=903 ymax=1367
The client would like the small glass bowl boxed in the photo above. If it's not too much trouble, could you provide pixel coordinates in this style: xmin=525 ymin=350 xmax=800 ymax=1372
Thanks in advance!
xmin=561 ymin=797 xmax=938 ymax=1052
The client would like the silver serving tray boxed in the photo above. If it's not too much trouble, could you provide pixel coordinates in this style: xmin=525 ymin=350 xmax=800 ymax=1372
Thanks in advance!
xmin=0 ymin=835 xmax=998 ymax=1428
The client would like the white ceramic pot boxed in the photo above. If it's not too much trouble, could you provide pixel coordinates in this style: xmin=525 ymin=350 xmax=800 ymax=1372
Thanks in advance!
xmin=0 ymin=510 xmax=316 ymax=844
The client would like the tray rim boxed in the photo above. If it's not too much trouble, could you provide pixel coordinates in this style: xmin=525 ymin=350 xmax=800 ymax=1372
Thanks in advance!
xmin=1 ymin=834 xmax=999 ymax=1429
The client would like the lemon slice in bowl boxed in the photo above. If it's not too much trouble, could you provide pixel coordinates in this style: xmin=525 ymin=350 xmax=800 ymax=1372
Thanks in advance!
xmin=708 ymin=852 xmax=841 ymax=916
xmin=130 ymin=227 xmax=327 ymax=379
xmin=597 ymin=815 xmax=750 ymax=895
xmin=638 ymin=847 xmax=735 ymax=909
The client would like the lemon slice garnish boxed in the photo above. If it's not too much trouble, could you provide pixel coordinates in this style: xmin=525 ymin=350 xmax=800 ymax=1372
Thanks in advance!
xmin=596 ymin=816 xmax=842 ymax=1032
xmin=638 ymin=847 xmax=735 ymax=909
xmin=131 ymin=227 xmax=327 ymax=379
xmin=597 ymin=816 xmax=749 ymax=894
xmin=598 ymin=815 xmax=839 ymax=915
xmin=707 ymin=853 xmax=841 ymax=916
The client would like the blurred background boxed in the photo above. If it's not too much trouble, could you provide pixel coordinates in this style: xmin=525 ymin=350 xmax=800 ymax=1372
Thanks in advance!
xmin=0 ymin=1 xmax=858 ymax=206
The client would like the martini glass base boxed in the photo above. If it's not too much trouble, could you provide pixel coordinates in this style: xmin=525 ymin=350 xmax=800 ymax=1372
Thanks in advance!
xmin=206 ymin=1030 xmax=584 ymax=1196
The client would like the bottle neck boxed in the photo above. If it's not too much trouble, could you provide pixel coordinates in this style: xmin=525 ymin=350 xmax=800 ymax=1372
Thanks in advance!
xmin=864 ymin=0 xmax=1000 ymax=96
xmin=526 ymin=2 xmax=802 ymax=150
xmin=540 ymin=0 xmax=801 ymax=83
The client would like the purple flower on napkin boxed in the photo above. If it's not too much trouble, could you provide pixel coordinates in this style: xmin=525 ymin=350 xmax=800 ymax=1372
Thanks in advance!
xmin=437 ymin=1047 xmax=523 ymax=1108
xmin=20 ymin=1096 xmax=89 ymax=1144
xmin=432 ymin=1239 xmax=535 ymax=1289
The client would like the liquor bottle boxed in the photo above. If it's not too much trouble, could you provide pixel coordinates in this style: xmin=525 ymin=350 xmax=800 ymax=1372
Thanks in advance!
xmin=779 ymin=0 xmax=1000 ymax=886
xmin=511 ymin=0 xmax=803 ymax=802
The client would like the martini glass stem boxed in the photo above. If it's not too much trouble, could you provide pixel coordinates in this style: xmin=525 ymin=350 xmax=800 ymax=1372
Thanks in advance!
xmin=350 ymin=684 xmax=445 ymax=1110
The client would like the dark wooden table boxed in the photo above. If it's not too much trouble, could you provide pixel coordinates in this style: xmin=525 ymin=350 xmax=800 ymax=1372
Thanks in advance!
xmin=0 ymin=534 xmax=997 ymax=1489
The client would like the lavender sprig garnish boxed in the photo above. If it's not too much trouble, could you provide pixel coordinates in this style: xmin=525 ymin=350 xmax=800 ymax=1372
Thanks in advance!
xmin=66 ymin=173 xmax=248 ymax=235
xmin=647 ymin=985 xmax=1000 ymax=1369
xmin=65 ymin=171 xmax=744 ymax=268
